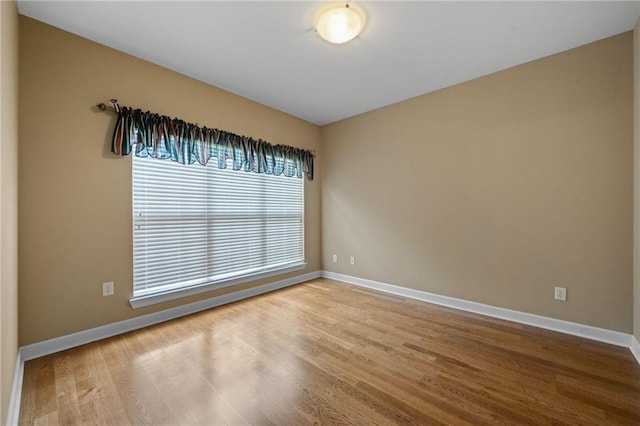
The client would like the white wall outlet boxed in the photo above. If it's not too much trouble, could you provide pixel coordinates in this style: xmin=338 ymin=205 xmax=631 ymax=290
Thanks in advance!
xmin=350 ymin=256 xmax=355 ymax=265
xmin=554 ymin=286 xmax=567 ymax=301
xmin=102 ymin=281 xmax=115 ymax=297
xmin=332 ymin=254 xmax=338 ymax=263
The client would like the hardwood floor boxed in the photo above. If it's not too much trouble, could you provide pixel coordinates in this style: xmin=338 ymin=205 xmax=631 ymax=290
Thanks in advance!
xmin=19 ymin=278 xmax=640 ymax=425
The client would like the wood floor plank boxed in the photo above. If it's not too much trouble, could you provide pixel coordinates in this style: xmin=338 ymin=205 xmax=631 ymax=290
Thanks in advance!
xmin=24 ymin=356 xmax=59 ymax=425
xmin=80 ymin=343 xmax=131 ymax=426
xmin=19 ymin=279 xmax=640 ymax=425
xmin=140 ymin=328 xmax=252 ymax=425
xmin=100 ymin=335 xmax=179 ymax=425
xmin=17 ymin=356 xmax=39 ymax=425
xmin=32 ymin=412 xmax=58 ymax=426
xmin=52 ymin=353 xmax=83 ymax=423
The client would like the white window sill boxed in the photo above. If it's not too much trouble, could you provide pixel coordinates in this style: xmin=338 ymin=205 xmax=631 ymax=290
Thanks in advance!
xmin=129 ymin=261 xmax=307 ymax=309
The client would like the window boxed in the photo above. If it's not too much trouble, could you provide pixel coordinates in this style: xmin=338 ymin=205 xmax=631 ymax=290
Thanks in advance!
xmin=130 ymin=155 xmax=305 ymax=308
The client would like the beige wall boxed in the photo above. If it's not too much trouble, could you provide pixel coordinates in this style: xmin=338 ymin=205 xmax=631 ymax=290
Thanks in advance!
xmin=634 ymin=19 xmax=640 ymax=342
xmin=0 ymin=1 xmax=19 ymax=423
xmin=16 ymin=15 xmax=637 ymax=345
xmin=18 ymin=17 xmax=321 ymax=345
xmin=321 ymin=33 xmax=633 ymax=333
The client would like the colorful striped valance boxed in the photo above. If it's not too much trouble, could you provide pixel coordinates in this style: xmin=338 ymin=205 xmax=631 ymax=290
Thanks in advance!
xmin=110 ymin=105 xmax=314 ymax=180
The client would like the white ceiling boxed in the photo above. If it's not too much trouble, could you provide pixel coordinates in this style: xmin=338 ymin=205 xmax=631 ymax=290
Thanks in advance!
xmin=17 ymin=1 xmax=640 ymax=125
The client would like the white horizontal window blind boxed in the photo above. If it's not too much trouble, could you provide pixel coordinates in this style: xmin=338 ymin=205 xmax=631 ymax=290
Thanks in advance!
xmin=132 ymin=155 xmax=304 ymax=297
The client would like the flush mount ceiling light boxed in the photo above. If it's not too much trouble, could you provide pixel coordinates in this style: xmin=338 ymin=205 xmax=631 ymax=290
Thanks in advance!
xmin=314 ymin=3 xmax=366 ymax=45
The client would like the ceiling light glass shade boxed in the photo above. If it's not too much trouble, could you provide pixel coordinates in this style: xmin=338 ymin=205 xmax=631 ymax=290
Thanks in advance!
xmin=314 ymin=3 xmax=366 ymax=44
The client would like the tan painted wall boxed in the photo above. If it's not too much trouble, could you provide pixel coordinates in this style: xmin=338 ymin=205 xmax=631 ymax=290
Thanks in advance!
xmin=634 ymin=19 xmax=640 ymax=342
xmin=18 ymin=17 xmax=321 ymax=345
xmin=0 ymin=1 xmax=19 ymax=423
xmin=321 ymin=33 xmax=633 ymax=333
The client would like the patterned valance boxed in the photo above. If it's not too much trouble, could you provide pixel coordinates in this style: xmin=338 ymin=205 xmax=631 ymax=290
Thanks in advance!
xmin=110 ymin=105 xmax=314 ymax=180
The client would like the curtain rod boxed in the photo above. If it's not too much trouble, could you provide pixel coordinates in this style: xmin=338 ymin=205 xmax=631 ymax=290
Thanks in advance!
xmin=96 ymin=99 xmax=316 ymax=156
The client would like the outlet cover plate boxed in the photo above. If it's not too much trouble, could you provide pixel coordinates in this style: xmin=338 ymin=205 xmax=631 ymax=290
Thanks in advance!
xmin=554 ymin=286 xmax=567 ymax=301
xmin=103 ymin=281 xmax=115 ymax=296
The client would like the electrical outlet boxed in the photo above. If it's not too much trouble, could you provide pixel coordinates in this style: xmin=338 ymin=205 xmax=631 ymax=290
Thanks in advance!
xmin=554 ymin=286 xmax=567 ymax=301
xmin=350 ymin=256 xmax=355 ymax=265
xmin=102 ymin=281 xmax=115 ymax=297
xmin=332 ymin=254 xmax=338 ymax=263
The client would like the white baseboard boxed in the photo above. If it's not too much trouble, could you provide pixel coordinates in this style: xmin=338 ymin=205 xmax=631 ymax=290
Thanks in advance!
xmin=631 ymin=335 xmax=640 ymax=364
xmin=20 ymin=270 xmax=321 ymax=362
xmin=6 ymin=351 xmax=23 ymax=426
xmin=321 ymin=271 xmax=634 ymax=350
